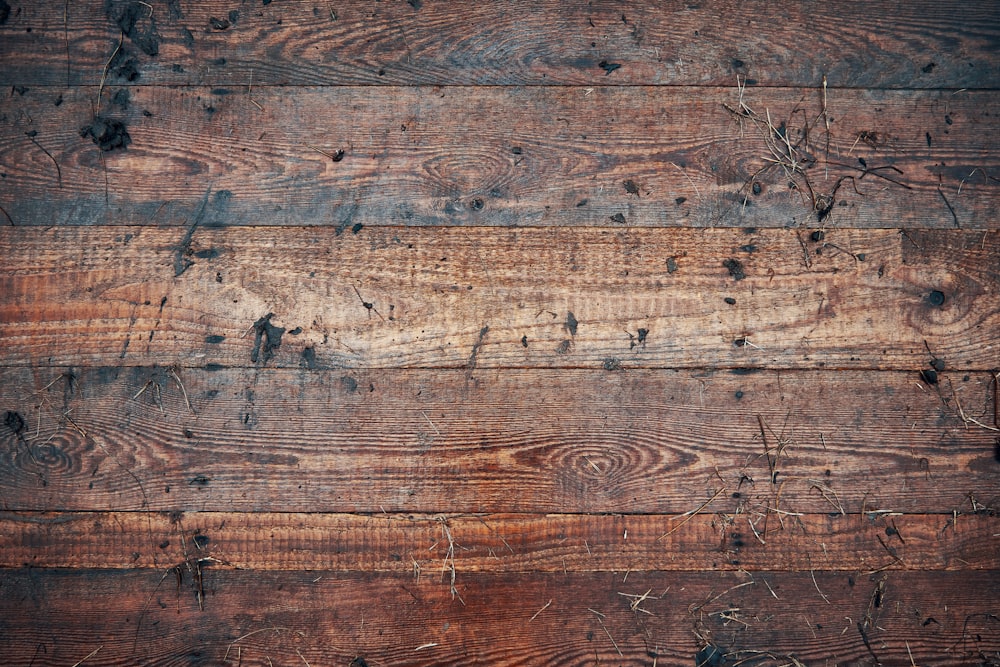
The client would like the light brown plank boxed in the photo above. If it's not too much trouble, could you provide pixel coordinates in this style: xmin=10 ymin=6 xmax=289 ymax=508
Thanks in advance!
xmin=1 ymin=367 xmax=996 ymax=514
xmin=0 ymin=568 xmax=997 ymax=666
xmin=2 ymin=511 xmax=997 ymax=573
xmin=1 ymin=227 xmax=997 ymax=369
xmin=0 ymin=0 xmax=997 ymax=88
xmin=1 ymin=86 xmax=997 ymax=228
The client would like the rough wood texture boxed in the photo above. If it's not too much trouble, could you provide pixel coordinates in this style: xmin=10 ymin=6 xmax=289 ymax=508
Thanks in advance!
xmin=1 ymin=227 xmax=998 ymax=370
xmin=2 ymin=2 xmax=999 ymax=665
xmin=1 ymin=568 xmax=998 ymax=666
xmin=1 ymin=368 xmax=996 ymax=513
xmin=1 ymin=86 xmax=997 ymax=228
xmin=3 ymin=511 xmax=998 ymax=572
xmin=1 ymin=1 xmax=997 ymax=88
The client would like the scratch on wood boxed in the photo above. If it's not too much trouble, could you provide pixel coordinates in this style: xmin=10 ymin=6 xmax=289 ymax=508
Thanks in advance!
xmin=174 ymin=187 xmax=211 ymax=277
xmin=467 ymin=325 xmax=490 ymax=371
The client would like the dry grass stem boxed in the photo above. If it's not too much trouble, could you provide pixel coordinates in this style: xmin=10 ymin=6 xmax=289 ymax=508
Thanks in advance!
xmin=657 ymin=487 xmax=727 ymax=541
xmin=811 ymin=570 xmax=830 ymax=604
xmin=70 ymin=646 xmax=103 ymax=667
xmin=529 ymin=599 xmax=552 ymax=622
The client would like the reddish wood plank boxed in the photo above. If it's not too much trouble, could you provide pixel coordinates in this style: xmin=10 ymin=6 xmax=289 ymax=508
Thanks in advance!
xmin=1 ymin=86 xmax=997 ymax=228
xmin=1 ymin=568 xmax=997 ymax=666
xmin=0 ymin=1 xmax=997 ymax=88
xmin=2 ymin=511 xmax=997 ymax=573
xmin=1 ymin=227 xmax=997 ymax=369
xmin=1 ymin=368 xmax=996 ymax=514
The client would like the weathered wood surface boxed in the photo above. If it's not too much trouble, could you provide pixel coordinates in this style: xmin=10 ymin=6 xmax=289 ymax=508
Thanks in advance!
xmin=2 ymin=227 xmax=997 ymax=369
xmin=1 ymin=86 xmax=997 ymax=228
xmin=3 ymin=510 xmax=998 ymax=572
xmin=1 ymin=568 xmax=997 ymax=666
xmin=1 ymin=0 xmax=997 ymax=88
xmin=1 ymin=367 xmax=996 ymax=514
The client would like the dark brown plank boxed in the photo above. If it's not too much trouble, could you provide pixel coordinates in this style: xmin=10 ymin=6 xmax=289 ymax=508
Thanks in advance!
xmin=1 ymin=367 xmax=996 ymax=513
xmin=3 ymin=511 xmax=997 ymax=572
xmin=1 ymin=1 xmax=997 ymax=88
xmin=1 ymin=568 xmax=997 ymax=666
xmin=1 ymin=227 xmax=997 ymax=369
xmin=1 ymin=86 xmax=997 ymax=228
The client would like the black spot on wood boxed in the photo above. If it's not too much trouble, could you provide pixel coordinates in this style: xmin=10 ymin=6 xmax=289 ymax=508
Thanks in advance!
xmin=723 ymin=258 xmax=746 ymax=280
xmin=521 ymin=335 xmax=528 ymax=348
xmin=205 ymin=335 xmax=225 ymax=344
xmin=603 ymin=358 xmax=622 ymax=371
xmin=301 ymin=347 xmax=318 ymax=369
xmin=209 ymin=16 xmax=231 ymax=30
xmin=599 ymin=61 xmax=622 ymax=75
xmin=79 ymin=117 xmax=131 ymax=152
xmin=105 ymin=0 xmax=160 ymax=56
xmin=724 ymin=297 xmax=736 ymax=305
xmin=110 ymin=48 xmax=141 ymax=81
xmin=4 ymin=410 xmax=26 ymax=435
xmin=922 ymin=62 xmax=936 ymax=73
xmin=675 ymin=196 xmax=687 ymax=205
xmin=251 ymin=313 xmax=286 ymax=365
xmin=0 ymin=1 xmax=9 ymax=25
xmin=555 ymin=340 xmax=571 ymax=354
xmin=695 ymin=644 xmax=725 ymax=667
xmin=193 ymin=534 xmax=210 ymax=549
xmin=920 ymin=369 xmax=938 ymax=385
xmin=666 ymin=257 xmax=678 ymax=273
xmin=637 ymin=328 xmax=648 ymax=344
xmin=609 ymin=213 xmax=626 ymax=224
xmin=927 ymin=290 xmax=945 ymax=306
xmin=565 ymin=312 xmax=579 ymax=336
xmin=623 ymin=179 xmax=640 ymax=196
xmin=189 ymin=475 xmax=210 ymax=486
xmin=111 ymin=89 xmax=130 ymax=109
xmin=340 ymin=376 xmax=359 ymax=393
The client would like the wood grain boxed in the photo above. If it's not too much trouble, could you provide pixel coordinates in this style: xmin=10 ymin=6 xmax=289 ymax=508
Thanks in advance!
xmin=1 ymin=227 xmax=997 ymax=369
xmin=1 ymin=568 xmax=997 ymax=666
xmin=0 ymin=0 xmax=997 ymax=88
xmin=2 ymin=510 xmax=997 ymax=572
xmin=1 ymin=367 xmax=996 ymax=514
xmin=1 ymin=86 xmax=997 ymax=228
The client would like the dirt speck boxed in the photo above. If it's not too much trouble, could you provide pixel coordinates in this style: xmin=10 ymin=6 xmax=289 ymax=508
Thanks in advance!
xmin=80 ymin=117 xmax=131 ymax=151
xmin=250 ymin=313 xmax=285 ymax=364
xmin=723 ymin=258 xmax=746 ymax=280
xmin=565 ymin=312 xmax=579 ymax=336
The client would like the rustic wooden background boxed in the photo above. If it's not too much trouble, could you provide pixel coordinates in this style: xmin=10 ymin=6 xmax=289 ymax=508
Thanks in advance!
xmin=1 ymin=1 xmax=999 ymax=665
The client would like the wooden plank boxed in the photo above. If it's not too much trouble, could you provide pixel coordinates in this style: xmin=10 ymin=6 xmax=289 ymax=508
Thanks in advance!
xmin=1 ymin=227 xmax=997 ymax=369
xmin=2 ymin=510 xmax=997 ymax=572
xmin=0 ymin=568 xmax=997 ymax=666
xmin=1 ymin=85 xmax=998 ymax=228
xmin=1 ymin=367 xmax=996 ymax=514
xmin=1 ymin=1 xmax=997 ymax=88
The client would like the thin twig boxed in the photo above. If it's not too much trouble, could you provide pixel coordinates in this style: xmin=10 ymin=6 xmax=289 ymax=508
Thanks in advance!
xmin=70 ymin=646 xmax=103 ymax=667
xmin=810 ymin=570 xmax=830 ymax=604
xmin=657 ymin=487 xmax=727 ymax=540
xmin=97 ymin=32 xmax=124 ymax=110
xmin=529 ymin=599 xmax=552 ymax=622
